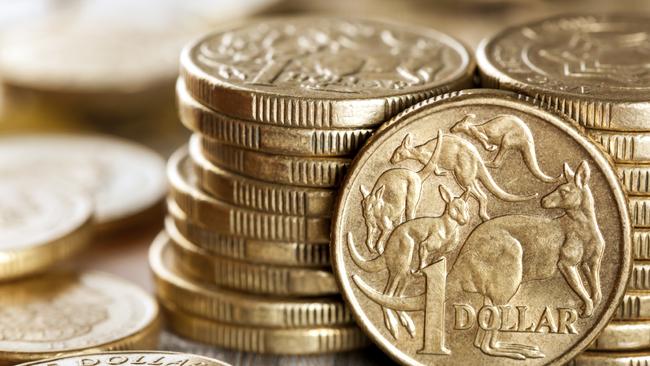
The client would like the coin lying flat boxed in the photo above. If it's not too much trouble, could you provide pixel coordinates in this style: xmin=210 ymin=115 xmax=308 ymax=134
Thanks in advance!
xmin=190 ymin=137 xmax=336 ymax=217
xmin=0 ymin=271 xmax=160 ymax=365
xmin=167 ymin=224 xmax=337 ymax=296
xmin=634 ymin=229 xmax=650 ymax=260
xmin=571 ymin=351 xmax=650 ymax=366
xmin=178 ymin=79 xmax=373 ymax=157
xmin=629 ymin=197 xmax=650 ymax=228
xmin=589 ymin=321 xmax=650 ymax=351
xmin=333 ymin=89 xmax=631 ymax=365
xmin=167 ymin=203 xmax=330 ymax=267
xmin=200 ymin=135 xmax=350 ymax=188
xmin=0 ymin=176 xmax=93 ymax=280
xmin=477 ymin=14 xmax=650 ymax=131
xmin=162 ymin=303 xmax=369 ymax=355
xmin=614 ymin=291 xmax=650 ymax=320
xmin=151 ymin=232 xmax=351 ymax=328
xmin=181 ymin=17 xmax=474 ymax=128
xmin=618 ymin=165 xmax=650 ymax=196
xmin=588 ymin=130 xmax=650 ymax=164
xmin=16 ymin=351 xmax=232 ymax=366
xmin=0 ymin=135 xmax=166 ymax=230
xmin=169 ymin=148 xmax=329 ymax=243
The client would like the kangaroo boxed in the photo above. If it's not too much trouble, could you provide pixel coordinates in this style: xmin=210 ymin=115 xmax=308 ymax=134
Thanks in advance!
xmin=349 ymin=185 xmax=471 ymax=339
xmin=390 ymin=132 xmax=537 ymax=221
xmin=450 ymin=114 xmax=558 ymax=182
xmin=446 ymin=161 xmax=604 ymax=360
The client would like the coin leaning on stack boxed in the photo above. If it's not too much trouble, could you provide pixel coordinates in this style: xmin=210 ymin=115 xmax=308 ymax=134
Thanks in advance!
xmin=477 ymin=13 xmax=650 ymax=364
xmin=151 ymin=16 xmax=476 ymax=354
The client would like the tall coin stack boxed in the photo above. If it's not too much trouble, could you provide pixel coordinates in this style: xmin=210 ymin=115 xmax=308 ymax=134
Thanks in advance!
xmin=477 ymin=14 xmax=650 ymax=365
xmin=150 ymin=17 xmax=475 ymax=355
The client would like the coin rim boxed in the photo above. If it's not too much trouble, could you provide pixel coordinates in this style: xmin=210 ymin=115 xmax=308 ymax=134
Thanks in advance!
xmin=14 ymin=350 xmax=229 ymax=366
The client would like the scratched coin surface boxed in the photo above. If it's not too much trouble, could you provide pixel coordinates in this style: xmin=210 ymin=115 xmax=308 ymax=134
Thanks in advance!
xmin=332 ymin=89 xmax=631 ymax=366
xmin=477 ymin=14 xmax=650 ymax=131
xmin=181 ymin=17 xmax=474 ymax=128
xmin=0 ymin=135 xmax=166 ymax=230
xmin=16 ymin=351 xmax=231 ymax=366
xmin=0 ymin=271 xmax=160 ymax=365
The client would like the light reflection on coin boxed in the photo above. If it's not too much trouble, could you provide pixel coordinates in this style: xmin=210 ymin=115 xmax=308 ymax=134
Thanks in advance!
xmin=16 ymin=351 xmax=232 ymax=366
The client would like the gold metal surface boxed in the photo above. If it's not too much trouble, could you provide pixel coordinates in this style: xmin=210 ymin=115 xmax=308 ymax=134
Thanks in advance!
xmin=16 ymin=351 xmax=232 ymax=366
xmin=589 ymin=321 xmax=650 ymax=351
xmin=613 ymin=291 xmax=650 ymax=320
xmin=571 ymin=351 xmax=650 ymax=366
xmin=629 ymin=196 xmax=650 ymax=228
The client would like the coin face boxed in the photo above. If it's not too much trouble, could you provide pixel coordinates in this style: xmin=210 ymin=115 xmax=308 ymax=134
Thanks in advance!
xmin=181 ymin=17 xmax=474 ymax=127
xmin=332 ymin=90 xmax=631 ymax=365
xmin=16 ymin=351 xmax=231 ymax=366
xmin=0 ymin=271 xmax=159 ymax=364
xmin=0 ymin=135 xmax=166 ymax=229
xmin=477 ymin=14 xmax=650 ymax=131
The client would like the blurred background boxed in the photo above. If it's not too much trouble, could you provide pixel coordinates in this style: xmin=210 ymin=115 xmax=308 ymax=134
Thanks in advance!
xmin=1 ymin=0 xmax=649 ymax=291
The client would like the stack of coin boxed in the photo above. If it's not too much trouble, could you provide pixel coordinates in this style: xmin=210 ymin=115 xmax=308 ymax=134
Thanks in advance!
xmin=152 ymin=16 xmax=476 ymax=355
xmin=477 ymin=14 xmax=650 ymax=364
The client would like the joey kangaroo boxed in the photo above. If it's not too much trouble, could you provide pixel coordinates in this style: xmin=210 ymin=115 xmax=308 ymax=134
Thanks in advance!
xmin=390 ymin=132 xmax=536 ymax=221
xmin=349 ymin=185 xmax=470 ymax=339
xmin=446 ymin=161 xmax=604 ymax=360
xmin=450 ymin=114 xmax=558 ymax=182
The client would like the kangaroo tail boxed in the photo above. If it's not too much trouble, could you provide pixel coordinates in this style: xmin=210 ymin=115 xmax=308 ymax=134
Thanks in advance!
xmin=477 ymin=163 xmax=538 ymax=201
xmin=347 ymin=233 xmax=385 ymax=273
xmin=522 ymin=143 xmax=560 ymax=183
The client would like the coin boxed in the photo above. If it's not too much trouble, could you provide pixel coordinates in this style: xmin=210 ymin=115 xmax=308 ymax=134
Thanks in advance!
xmin=0 ymin=134 xmax=166 ymax=230
xmin=151 ymin=232 xmax=352 ymax=328
xmin=589 ymin=321 xmax=650 ymax=351
xmin=629 ymin=262 xmax=650 ymax=290
xmin=614 ymin=291 xmax=650 ymax=320
xmin=588 ymin=130 xmax=650 ymax=164
xmin=629 ymin=197 xmax=650 ymax=228
xmin=477 ymin=14 xmax=650 ymax=132
xmin=169 ymin=148 xmax=329 ymax=243
xmin=571 ymin=351 xmax=650 ymax=366
xmin=181 ymin=17 xmax=474 ymax=128
xmin=618 ymin=164 xmax=650 ymax=196
xmin=168 ymin=202 xmax=330 ymax=267
xmin=332 ymin=89 xmax=631 ymax=365
xmin=0 ymin=176 xmax=93 ymax=280
xmin=16 ymin=351 xmax=232 ymax=366
xmin=178 ymin=79 xmax=373 ymax=157
xmin=0 ymin=271 xmax=160 ymax=365
xmin=167 ymin=224 xmax=338 ymax=296
xmin=200 ymin=135 xmax=350 ymax=188
xmin=634 ymin=229 xmax=650 ymax=260
xmin=162 ymin=303 xmax=369 ymax=355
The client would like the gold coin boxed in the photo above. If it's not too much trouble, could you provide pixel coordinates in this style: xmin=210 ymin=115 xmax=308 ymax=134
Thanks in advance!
xmin=332 ymin=89 xmax=631 ymax=365
xmin=477 ymin=14 xmax=650 ymax=132
xmin=629 ymin=261 xmax=650 ymax=290
xmin=162 ymin=303 xmax=369 ymax=355
xmin=167 ymin=223 xmax=338 ymax=296
xmin=633 ymin=228 xmax=650 ymax=260
xmin=190 ymin=137 xmax=336 ymax=217
xmin=589 ymin=321 xmax=650 ymax=351
xmin=169 ymin=147 xmax=329 ymax=243
xmin=167 ymin=202 xmax=330 ymax=267
xmin=0 ymin=176 xmax=93 ymax=281
xmin=177 ymin=79 xmax=373 ymax=157
xmin=199 ymin=135 xmax=350 ymax=188
xmin=180 ymin=17 xmax=474 ymax=128
xmin=16 ymin=351 xmax=232 ymax=366
xmin=614 ymin=291 xmax=650 ymax=321
xmin=0 ymin=134 xmax=166 ymax=230
xmin=571 ymin=351 xmax=650 ymax=366
xmin=587 ymin=130 xmax=650 ymax=164
xmin=0 ymin=271 xmax=160 ymax=365
xmin=151 ymin=232 xmax=352 ymax=328
xmin=629 ymin=196 xmax=650 ymax=228
xmin=619 ymin=164 xmax=650 ymax=196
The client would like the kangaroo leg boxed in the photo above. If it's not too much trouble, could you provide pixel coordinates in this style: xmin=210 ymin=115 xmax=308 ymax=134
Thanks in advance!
xmin=382 ymin=276 xmax=401 ymax=339
xmin=486 ymin=138 xmax=509 ymax=168
xmin=395 ymin=278 xmax=416 ymax=338
xmin=558 ymin=239 xmax=593 ymax=317
xmin=582 ymin=246 xmax=604 ymax=307
xmin=470 ymin=181 xmax=490 ymax=221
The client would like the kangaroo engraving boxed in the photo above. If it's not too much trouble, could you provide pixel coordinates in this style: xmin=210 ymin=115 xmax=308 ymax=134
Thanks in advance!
xmin=349 ymin=185 xmax=471 ymax=339
xmin=390 ymin=132 xmax=537 ymax=221
xmin=450 ymin=114 xmax=558 ymax=182
xmin=445 ymin=161 xmax=604 ymax=360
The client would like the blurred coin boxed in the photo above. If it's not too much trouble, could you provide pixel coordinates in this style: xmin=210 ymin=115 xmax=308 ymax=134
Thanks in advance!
xmin=614 ymin=291 xmax=650 ymax=320
xmin=0 ymin=175 xmax=93 ymax=280
xmin=16 ymin=351 xmax=231 ymax=366
xmin=477 ymin=14 xmax=650 ymax=131
xmin=167 ymin=225 xmax=338 ymax=296
xmin=151 ymin=232 xmax=352 ymax=327
xmin=168 ymin=203 xmax=330 ymax=267
xmin=589 ymin=321 xmax=650 ymax=351
xmin=572 ymin=351 xmax=650 ymax=366
xmin=200 ymin=135 xmax=349 ymax=188
xmin=177 ymin=79 xmax=373 ymax=157
xmin=0 ymin=134 xmax=166 ymax=230
xmin=0 ymin=271 xmax=160 ymax=365
xmin=181 ymin=17 xmax=474 ymax=128
xmin=190 ymin=137 xmax=336 ymax=217
xmin=169 ymin=147 xmax=329 ymax=243
xmin=162 ymin=303 xmax=369 ymax=355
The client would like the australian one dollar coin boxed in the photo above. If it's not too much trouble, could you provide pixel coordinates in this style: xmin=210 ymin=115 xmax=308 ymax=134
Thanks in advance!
xmin=332 ymin=89 xmax=632 ymax=365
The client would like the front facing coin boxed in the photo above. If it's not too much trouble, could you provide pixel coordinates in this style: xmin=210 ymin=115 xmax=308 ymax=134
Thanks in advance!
xmin=332 ymin=90 xmax=631 ymax=366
